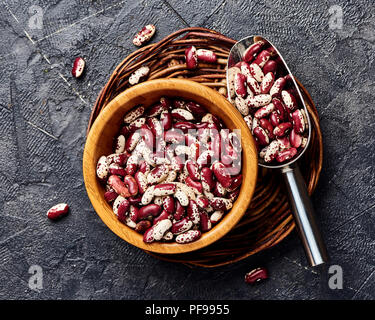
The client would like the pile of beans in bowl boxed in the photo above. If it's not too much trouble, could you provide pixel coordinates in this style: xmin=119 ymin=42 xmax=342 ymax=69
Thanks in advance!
xmin=96 ymin=97 xmax=242 ymax=244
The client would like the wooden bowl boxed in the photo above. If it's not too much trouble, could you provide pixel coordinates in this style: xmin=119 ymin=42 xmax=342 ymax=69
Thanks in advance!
xmin=83 ymin=79 xmax=258 ymax=254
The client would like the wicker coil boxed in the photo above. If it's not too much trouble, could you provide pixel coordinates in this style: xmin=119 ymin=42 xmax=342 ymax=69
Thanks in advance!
xmin=87 ymin=27 xmax=323 ymax=267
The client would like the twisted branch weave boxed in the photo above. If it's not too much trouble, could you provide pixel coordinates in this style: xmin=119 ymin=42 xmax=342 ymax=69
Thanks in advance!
xmin=87 ymin=27 xmax=323 ymax=267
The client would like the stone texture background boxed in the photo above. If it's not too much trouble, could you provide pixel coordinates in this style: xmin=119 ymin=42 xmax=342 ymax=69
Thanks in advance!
xmin=0 ymin=0 xmax=374 ymax=300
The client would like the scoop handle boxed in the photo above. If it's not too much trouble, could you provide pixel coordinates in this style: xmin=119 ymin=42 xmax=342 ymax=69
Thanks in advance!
xmin=281 ymin=164 xmax=329 ymax=266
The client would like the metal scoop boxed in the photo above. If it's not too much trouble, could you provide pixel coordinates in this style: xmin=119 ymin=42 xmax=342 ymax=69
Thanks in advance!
xmin=227 ymin=36 xmax=328 ymax=266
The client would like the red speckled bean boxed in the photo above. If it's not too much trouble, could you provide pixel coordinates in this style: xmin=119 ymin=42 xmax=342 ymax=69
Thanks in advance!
xmin=143 ymin=226 xmax=155 ymax=243
xmin=196 ymin=195 xmax=210 ymax=209
xmin=137 ymin=204 xmax=162 ymax=221
xmin=171 ymin=217 xmax=193 ymax=235
xmin=253 ymin=126 xmax=269 ymax=146
xmin=243 ymin=40 xmax=265 ymax=62
xmin=249 ymin=63 xmax=264 ymax=82
xmin=144 ymin=219 xmax=172 ymax=243
xmin=146 ymin=117 xmax=163 ymax=137
xmin=246 ymin=75 xmax=261 ymax=95
xmin=123 ymin=175 xmax=138 ymax=196
xmin=171 ymin=108 xmax=194 ymax=121
xmin=276 ymin=147 xmax=298 ymax=163
xmin=201 ymin=167 xmax=215 ymax=191
xmin=116 ymin=199 xmax=130 ymax=223
xmin=260 ymin=72 xmax=275 ymax=94
xmin=239 ymin=61 xmax=251 ymax=77
xmin=129 ymin=67 xmax=150 ymax=86
xmin=185 ymin=101 xmax=206 ymax=116
xmin=199 ymin=211 xmax=212 ymax=232
xmin=185 ymin=176 xmax=203 ymax=194
xmin=109 ymin=163 xmax=126 ymax=177
xmin=153 ymin=210 xmax=172 ymax=225
xmin=108 ymin=175 xmax=131 ymax=197
xmin=273 ymin=122 xmax=293 ymax=138
xmin=227 ymin=174 xmax=242 ymax=192
xmin=212 ymin=162 xmax=232 ymax=188
xmin=234 ymin=72 xmax=247 ymax=98
xmin=163 ymin=196 xmax=175 ymax=214
xmin=254 ymin=103 xmax=275 ymax=119
xmin=113 ymin=152 xmax=129 ymax=166
xmin=173 ymin=199 xmax=185 ymax=221
xmin=213 ymin=181 xmax=227 ymax=197
xmin=128 ymin=196 xmax=142 ymax=206
xmin=96 ymin=156 xmax=109 ymax=180
xmin=270 ymin=77 xmax=286 ymax=98
xmin=289 ymin=129 xmax=303 ymax=148
xmin=245 ymin=267 xmax=268 ymax=284
xmin=173 ymin=121 xmax=196 ymax=133
xmin=129 ymin=205 xmax=139 ymax=222
xmin=160 ymin=111 xmax=172 ymax=131
xmin=135 ymin=220 xmax=151 ymax=234
xmin=264 ymin=140 xmax=280 ymax=163
xmin=147 ymin=164 xmax=169 ymax=185
xmin=210 ymin=210 xmax=224 ymax=224
xmin=133 ymin=24 xmax=156 ymax=46
xmin=47 ymin=203 xmax=69 ymax=220
xmin=164 ymin=129 xmax=185 ymax=144
xmin=196 ymin=49 xmax=217 ymax=63
xmin=281 ymin=90 xmax=298 ymax=111
xmin=247 ymin=94 xmax=272 ymax=108
xmin=124 ymin=106 xmax=145 ymax=124
xmin=272 ymin=98 xmax=287 ymax=121
xmin=104 ymin=189 xmax=118 ymax=203
xmin=125 ymin=131 xmax=141 ymax=152
xmin=262 ymin=60 xmax=278 ymax=75
xmin=210 ymin=197 xmax=233 ymax=211
xmin=146 ymin=104 xmax=166 ymax=118
xmin=185 ymin=46 xmax=198 ymax=69
xmin=175 ymin=230 xmax=201 ymax=244
xmin=253 ymin=49 xmax=271 ymax=68
xmin=128 ymin=118 xmax=146 ymax=134
xmin=153 ymin=183 xmax=177 ymax=196
xmin=186 ymin=160 xmax=200 ymax=181
xmin=115 ymin=135 xmax=125 ymax=154
xmin=292 ymin=109 xmax=306 ymax=134
xmin=259 ymin=118 xmax=275 ymax=140
xmin=134 ymin=171 xmax=148 ymax=194
xmin=269 ymin=111 xmax=281 ymax=127
xmin=277 ymin=136 xmax=291 ymax=150
xmin=187 ymin=200 xmax=201 ymax=225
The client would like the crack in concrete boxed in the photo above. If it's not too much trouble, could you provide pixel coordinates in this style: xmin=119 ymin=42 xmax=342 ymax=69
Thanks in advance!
xmin=3 ymin=1 xmax=89 ymax=106
xmin=0 ymin=226 xmax=30 ymax=246
xmin=9 ymin=78 xmax=29 ymax=182
xmin=330 ymin=202 xmax=375 ymax=233
xmin=25 ymin=120 xmax=59 ymax=141
xmin=162 ymin=0 xmax=190 ymax=27
xmin=34 ymin=0 xmax=127 ymax=43
xmin=351 ymin=268 xmax=375 ymax=300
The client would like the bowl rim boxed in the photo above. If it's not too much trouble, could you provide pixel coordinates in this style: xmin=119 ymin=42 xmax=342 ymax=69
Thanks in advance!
xmin=83 ymin=78 xmax=258 ymax=254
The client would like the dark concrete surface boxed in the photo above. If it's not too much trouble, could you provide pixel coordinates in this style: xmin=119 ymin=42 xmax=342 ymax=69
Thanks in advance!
xmin=0 ymin=0 xmax=374 ymax=300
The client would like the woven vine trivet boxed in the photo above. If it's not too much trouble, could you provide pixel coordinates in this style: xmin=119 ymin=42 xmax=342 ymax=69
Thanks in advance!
xmin=87 ymin=27 xmax=323 ymax=267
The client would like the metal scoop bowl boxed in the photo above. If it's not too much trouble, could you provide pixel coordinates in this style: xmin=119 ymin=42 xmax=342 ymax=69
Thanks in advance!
xmin=227 ymin=35 xmax=328 ymax=266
